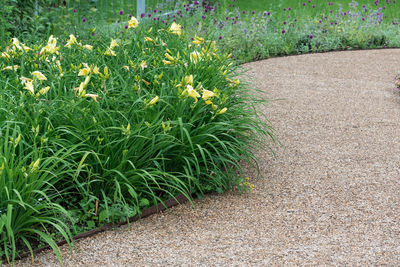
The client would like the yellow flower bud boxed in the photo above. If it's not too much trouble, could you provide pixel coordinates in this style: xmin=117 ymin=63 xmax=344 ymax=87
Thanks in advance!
xmin=217 ymin=107 xmax=227 ymax=115
xmin=37 ymin=86 xmax=50 ymax=96
xmin=165 ymin=53 xmax=174 ymax=61
xmin=148 ymin=96 xmax=159 ymax=105
xmin=190 ymin=51 xmax=201 ymax=64
xmin=145 ymin=37 xmax=154 ymax=43
xmin=83 ymin=44 xmax=93 ymax=50
xmin=192 ymin=35 xmax=204 ymax=45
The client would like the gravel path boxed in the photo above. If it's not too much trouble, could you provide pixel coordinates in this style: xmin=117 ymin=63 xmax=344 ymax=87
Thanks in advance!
xmin=15 ymin=49 xmax=400 ymax=266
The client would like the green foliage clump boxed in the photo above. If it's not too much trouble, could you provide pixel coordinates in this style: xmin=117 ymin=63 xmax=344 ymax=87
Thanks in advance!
xmin=0 ymin=18 xmax=274 ymax=264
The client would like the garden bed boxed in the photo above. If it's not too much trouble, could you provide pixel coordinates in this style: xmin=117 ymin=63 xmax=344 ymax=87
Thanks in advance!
xmin=0 ymin=16 xmax=271 ymax=265
xmin=2 ymin=0 xmax=400 ymax=265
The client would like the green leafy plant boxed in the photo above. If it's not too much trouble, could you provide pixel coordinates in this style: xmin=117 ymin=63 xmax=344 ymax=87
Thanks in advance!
xmin=0 ymin=125 xmax=75 ymax=265
xmin=0 ymin=14 xmax=275 ymax=264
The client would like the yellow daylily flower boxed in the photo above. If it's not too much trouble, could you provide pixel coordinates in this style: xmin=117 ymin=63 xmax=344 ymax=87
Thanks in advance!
xmin=169 ymin=22 xmax=182 ymax=36
xmin=92 ymin=66 xmax=100 ymax=74
xmin=163 ymin=60 xmax=172 ymax=65
xmin=123 ymin=65 xmax=130 ymax=71
xmin=85 ymin=93 xmax=100 ymax=102
xmin=2 ymin=65 xmax=19 ymax=71
xmin=20 ymin=76 xmax=33 ymax=84
xmin=11 ymin=38 xmax=20 ymax=46
xmin=24 ymin=81 xmax=35 ymax=95
xmin=186 ymin=85 xmax=200 ymax=102
xmin=83 ymin=44 xmax=93 ymax=50
xmin=40 ymin=35 xmax=59 ymax=55
xmin=10 ymin=38 xmax=30 ymax=52
xmin=217 ymin=107 xmax=227 ymax=115
xmin=21 ymin=43 xmax=31 ymax=52
xmin=190 ymin=51 xmax=201 ymax=64
xmin=140 ymin=61 xmax=147 ymax=70
xmin=184 ymin=75 xmax=193 ymax=85
xmin=31 ymin=71 xmax=47 ymax=81
xmin=104 ymin=47 xmax=116 ymax=56
xmin=205 ymin=100 xmax=212 ymax=105
xmin=128 ymin=16 xmax=139 ymax=29
xmin=82 ymin=62 xmax=90 ymax=69
xmin=110 ymin=39 xmax=119 ymax=49
xmin=65 ymin=34 xmax=77 ymax=48
xmin=1 ymin=52 xmax=11 ymax=59
xmin=78 ymin=64 xmax=91 ymax=76
xmin=48 ymin=35 xmax=57 ymax=46
xmin=202 ymin=89 xmax=215 ymax=100
xmin=11 ymin=38 xmax=22 ymax=50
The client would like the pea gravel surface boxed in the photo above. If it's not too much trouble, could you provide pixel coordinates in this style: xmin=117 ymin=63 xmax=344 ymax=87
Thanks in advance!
xmin=14 ymin=49 xmax=400 ymax=266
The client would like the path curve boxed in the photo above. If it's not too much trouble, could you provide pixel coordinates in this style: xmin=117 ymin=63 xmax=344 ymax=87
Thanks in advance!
xmin=16 ymin=49 xmax=400 ymax=266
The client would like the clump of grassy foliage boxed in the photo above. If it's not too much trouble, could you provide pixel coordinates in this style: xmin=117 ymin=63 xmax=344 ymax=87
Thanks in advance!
xmin=0 ymin=16 xmax=274 ymax=264
xmin=3 ymin=0 xmax=400 ymax=264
